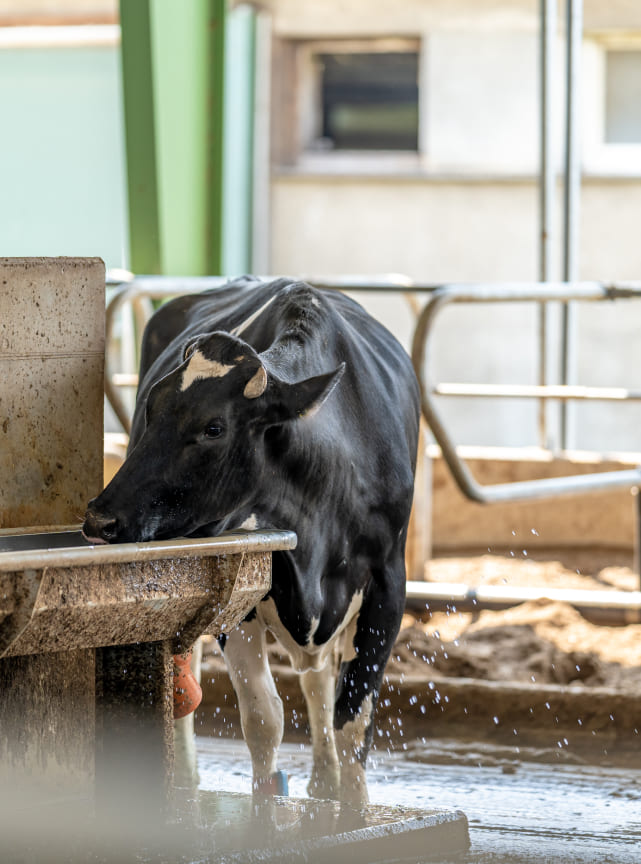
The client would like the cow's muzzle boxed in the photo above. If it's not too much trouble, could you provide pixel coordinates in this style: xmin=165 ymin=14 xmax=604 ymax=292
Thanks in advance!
xmin=82 ymin=503 xmax=120 ymax=545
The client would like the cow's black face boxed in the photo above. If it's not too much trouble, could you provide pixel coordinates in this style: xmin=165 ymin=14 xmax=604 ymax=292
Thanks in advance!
xmin=83 ymin=331 xmax=344 ymax=544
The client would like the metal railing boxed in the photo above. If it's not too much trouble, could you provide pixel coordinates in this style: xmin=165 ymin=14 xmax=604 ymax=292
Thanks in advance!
xmin=410 ymin=280 xmax=641 ymax=504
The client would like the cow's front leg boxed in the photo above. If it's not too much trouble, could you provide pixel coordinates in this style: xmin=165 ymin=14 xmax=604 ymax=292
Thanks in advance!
xmin=300 ymin=660 xmax=340 ymax=799
xmin=173 ymin=638 xmax=203 ymax=788
xmin=334 ymin=558 xmax=406 ymax=805
xmin=221 ymin=616 xmax=284 ymax=793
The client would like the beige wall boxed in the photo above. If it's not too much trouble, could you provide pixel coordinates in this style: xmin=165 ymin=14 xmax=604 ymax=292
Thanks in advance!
xmin=0 ymin=1 xmax=116 ymax=23
xmin=266 ymin=0 xmax=641 ymax=454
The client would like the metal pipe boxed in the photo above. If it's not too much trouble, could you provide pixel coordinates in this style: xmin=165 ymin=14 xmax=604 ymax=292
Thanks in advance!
xmin=405 ymin=581 xmax=641 ymax=626
xmin=539 ymin=0 xmax=557 ymax=448
xmin=410 ymin=282 xmax=641 ymax=504
xmin=560 ymin=0 xmax=584 ymax=450
xmin=433 ymin=383 xmax=641 ymax=401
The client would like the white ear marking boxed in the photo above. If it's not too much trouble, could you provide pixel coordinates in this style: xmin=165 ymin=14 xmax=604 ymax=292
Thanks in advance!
xmin=243 ymin=366 xmax=267 ymax=399
xmin=181 ymin=350 xmax=235 ymax=391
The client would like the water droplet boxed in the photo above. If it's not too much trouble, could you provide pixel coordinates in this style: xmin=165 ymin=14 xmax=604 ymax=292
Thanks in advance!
xmin=493 ymin=716 xmax=500 ymax=725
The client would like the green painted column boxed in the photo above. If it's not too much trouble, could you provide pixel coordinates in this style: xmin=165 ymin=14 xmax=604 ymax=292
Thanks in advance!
xmin=119 ymin=0 xmax=231 ymax=276
xmin=119 ymin=0 xmax=161 ymax=274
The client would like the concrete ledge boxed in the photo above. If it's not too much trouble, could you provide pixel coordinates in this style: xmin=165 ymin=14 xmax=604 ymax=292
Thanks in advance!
xmin=197 ymin=659 xmax=641 ymax=767
xmin=429 ymin=444 xmax=640 ymax=554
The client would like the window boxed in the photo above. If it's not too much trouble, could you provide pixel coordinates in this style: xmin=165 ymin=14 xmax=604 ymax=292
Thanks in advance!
xmin=605 ymin=50 xmax=641 ymax=144
xmin=583 ymin=37 xmax=641 ymax=175
xmin=315 ymin=51 xmax=419 ymax=151
xmin=272 ymin=37 xmax=422 ymax=170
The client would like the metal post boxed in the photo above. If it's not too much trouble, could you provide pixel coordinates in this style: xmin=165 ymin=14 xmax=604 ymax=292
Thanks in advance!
xmin=119 ymin=0 xmax=162 ymax=274
xmin=206 ymin=0 xmax=227 ymax=275
xmin=539 ymin=0 xmax=557 ymax=448
xmin=561 ymin=0 xmax=583 ymax=449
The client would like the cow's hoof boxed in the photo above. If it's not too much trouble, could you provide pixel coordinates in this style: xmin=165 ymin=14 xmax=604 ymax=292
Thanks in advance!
xmin=307 ymin=772 xmax=340 ymax=801
xmin=253 ymin=770 xmax=289 ymax=797
xmin=173 ymin=650 xmax=203 ymax=719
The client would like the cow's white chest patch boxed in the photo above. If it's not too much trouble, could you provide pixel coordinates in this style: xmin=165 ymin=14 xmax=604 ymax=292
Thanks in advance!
xmin=258 ymin=589 xmax=363 ymax=673
xmin=181 ymin=350 xmax=235 ymax=391
xmin=240 ymin=513 xmax=258 ymax=530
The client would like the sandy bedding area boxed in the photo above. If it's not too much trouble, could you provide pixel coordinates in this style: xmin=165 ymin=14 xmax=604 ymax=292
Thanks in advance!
xmin=203 ymin=551 xmax=641 ymax=691
xmin=388 ymin=551 xmax=641 ymax=690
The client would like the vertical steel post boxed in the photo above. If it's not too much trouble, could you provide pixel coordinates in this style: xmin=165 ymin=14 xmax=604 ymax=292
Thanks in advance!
xmin=561 ymin=0 xmax=583 ymax=449
xmin=539 ymin=0 xmax=557 ymax=448
xmin=119 ymin=0 xmax=162 ymax=275
xmin=206 ymin=0 xmax=227 ymax=275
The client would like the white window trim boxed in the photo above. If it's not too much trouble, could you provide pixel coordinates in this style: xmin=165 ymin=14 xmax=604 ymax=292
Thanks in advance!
xmin=0 ymin=25 xmax=120 ymax=49
xmin=291 ymin=36 xmax=425 ymax=174
xmin=583 ymin=34 xmax=641 ymax=176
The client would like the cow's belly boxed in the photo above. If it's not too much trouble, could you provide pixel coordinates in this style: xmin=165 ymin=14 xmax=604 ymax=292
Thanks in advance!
xmin=257 ymin=591 xmax=363 ymax=673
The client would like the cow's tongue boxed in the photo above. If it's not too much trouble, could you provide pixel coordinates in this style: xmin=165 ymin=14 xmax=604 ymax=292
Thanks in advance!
xmin=81 ymin=531 xmax=109 ymax=545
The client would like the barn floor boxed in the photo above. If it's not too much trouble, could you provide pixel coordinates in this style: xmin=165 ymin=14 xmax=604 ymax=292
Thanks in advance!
xmin=197 ymin=736 xmax=641 ymax=863
xmin=195 ymin=549 xmax=641 ymax=861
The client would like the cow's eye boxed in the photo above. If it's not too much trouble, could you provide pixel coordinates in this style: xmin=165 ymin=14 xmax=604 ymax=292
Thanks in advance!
xmin=203 ymin=423 xmax=224 ymax=440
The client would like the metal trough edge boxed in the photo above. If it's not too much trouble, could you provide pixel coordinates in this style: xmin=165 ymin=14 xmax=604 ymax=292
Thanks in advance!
xmin=0 ymin=527 xmax=297 ymax=572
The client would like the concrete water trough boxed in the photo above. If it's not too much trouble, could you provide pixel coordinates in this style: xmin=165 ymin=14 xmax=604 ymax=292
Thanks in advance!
xmin=0 ymin=525 xmax=295 ymax=856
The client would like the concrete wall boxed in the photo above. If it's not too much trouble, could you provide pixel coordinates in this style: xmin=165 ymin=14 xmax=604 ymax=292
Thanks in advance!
xmin=429 ymin=446 xmax=638 ymax=556
xmin=0 ymin=257 xmax=105 ymax=528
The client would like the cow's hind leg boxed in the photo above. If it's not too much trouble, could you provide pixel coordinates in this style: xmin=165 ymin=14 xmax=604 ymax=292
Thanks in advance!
xmin=300 ymin=658 xmax=340 ymax=799
xmin=334 ymin=556 xmax=406 ymax=805
xmin=221 ymin=616 xmax=284 ymax=793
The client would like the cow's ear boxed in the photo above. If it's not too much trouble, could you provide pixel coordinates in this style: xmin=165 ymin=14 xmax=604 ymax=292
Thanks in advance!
xmin=183 ymin=335 xmax=204 ymax=361
xmin=263 ymin=363 xmax=346 ymax=425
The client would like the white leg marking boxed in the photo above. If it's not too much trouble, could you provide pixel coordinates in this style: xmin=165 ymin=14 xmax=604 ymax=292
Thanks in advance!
xmin=300 ymin=655 xmax=340 ymax=799
xmin=240 ymin=513 xmax=258 ymax=530
xmin=173 ymin=638 xmax=203 ymax=788
xmin=335 ymin=692 xmax=374 ymax=805
xmin=223 ymin=618 xmax=283 ymax=785
xmin=181 ymin=349 xmax=235 ymax=391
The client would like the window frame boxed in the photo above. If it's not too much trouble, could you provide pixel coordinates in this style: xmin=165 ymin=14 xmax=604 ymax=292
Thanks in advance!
xmin=272 ymin=35 xmax=425 ymax=175
xmin=583 ymin=34 xmax=641 ymax=176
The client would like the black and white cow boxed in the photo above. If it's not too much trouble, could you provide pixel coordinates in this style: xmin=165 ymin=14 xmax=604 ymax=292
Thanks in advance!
xmin=84 ymin=277 xmax=419 ymax=804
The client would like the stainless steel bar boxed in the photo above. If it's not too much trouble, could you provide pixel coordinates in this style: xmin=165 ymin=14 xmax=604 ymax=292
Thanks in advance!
xmin=405 ymin=581 xmax=641 ymax=625
xmin=0 ymin=526 xmax=297 ymax=573
xmin=411 ymin=282 xmax=641 ymax=504
xmin=433 ymin=383 xmax=641 ymax=401
xmin=561 ymin=0 xmax=584 ymax=449
xmin=539 ymin=0 xmax=557 ymax=448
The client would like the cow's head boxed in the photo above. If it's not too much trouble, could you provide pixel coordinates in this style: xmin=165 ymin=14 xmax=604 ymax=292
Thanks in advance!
xmin=83 ymin=332 xmax=344 ymax=543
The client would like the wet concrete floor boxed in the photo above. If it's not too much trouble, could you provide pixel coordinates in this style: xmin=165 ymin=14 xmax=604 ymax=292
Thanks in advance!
xmin=197 ymin=737 xmax=641 ymax=863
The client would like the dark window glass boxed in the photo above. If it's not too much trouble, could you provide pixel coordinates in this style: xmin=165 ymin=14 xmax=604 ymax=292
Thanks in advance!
xmin=318 ymin=52 xmax=419 ymax=151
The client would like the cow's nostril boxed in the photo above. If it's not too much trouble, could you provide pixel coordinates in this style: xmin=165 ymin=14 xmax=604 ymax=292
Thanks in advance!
xmin=83 ymin=511 xmax=120 ymax=544
xmin=100 ymin=519 xmax=118 ymax=541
